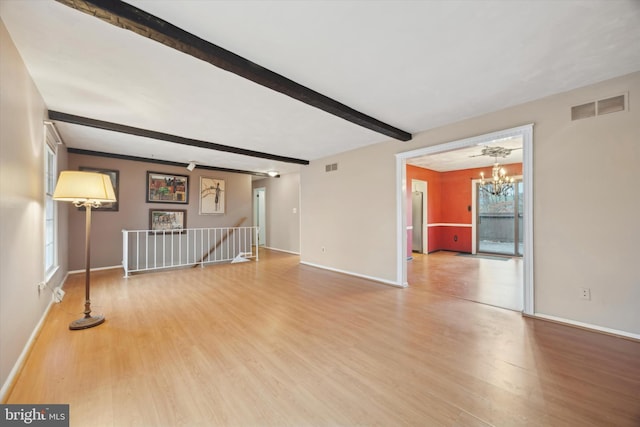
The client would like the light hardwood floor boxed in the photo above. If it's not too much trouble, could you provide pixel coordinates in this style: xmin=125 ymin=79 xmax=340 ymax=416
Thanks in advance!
xmin=5 ymin=249 xmax=640 ymax=426
xmin=409 ymin=251 xmax=523 ymax=311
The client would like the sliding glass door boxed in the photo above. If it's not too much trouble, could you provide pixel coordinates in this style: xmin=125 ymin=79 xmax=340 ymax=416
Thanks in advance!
xmin=477 ymin=180 xmax=523 ymax=256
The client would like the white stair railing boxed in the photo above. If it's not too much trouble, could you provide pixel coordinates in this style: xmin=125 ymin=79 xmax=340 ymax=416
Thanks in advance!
xmin=122 ymin=226 xmax=259 ymax=277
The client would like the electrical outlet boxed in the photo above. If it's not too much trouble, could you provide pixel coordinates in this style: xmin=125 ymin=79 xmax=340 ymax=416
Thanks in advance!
xmin=580 ymin=287 xmax=591 ymax=300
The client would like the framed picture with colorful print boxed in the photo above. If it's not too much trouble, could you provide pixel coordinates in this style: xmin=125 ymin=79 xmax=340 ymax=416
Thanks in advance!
xmin=146 ymin=171 xmax=188 ymax=204
xmin=149 ymin=209 xmax=186 ymax=233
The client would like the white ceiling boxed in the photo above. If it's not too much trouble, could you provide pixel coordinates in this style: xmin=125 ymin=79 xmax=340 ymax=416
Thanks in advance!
xmin=2 ymin=0 xmax=639 ymax=175
xmin=408 ymin=136 xmax=523 ymax=173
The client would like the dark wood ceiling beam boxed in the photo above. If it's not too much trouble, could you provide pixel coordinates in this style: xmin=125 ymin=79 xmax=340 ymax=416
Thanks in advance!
xmin=55 ymin=0 xmax=412 ymax=142
xmin=49 ymin=111 xmax=309 ymax=165
xmin=67 ymin=148 xmax=276 ymax=178
xmin=67 ymin=147 xmax=280 ymax=178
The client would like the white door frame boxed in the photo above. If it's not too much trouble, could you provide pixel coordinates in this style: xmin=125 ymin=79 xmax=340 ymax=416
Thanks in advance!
xmin=395 ymin=124 xmax=534 ymax=315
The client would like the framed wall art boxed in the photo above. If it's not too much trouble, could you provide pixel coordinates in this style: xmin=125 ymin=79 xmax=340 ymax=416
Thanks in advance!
xmin=79 ymin=166 xmax=119 ymax=211
xmin=149 ymin=209 xmax=186 ymax=232
xmin=199 ymin=177 xmax=225 ymax=214
xmin=147 ymin=171 xmax=188 ymax=204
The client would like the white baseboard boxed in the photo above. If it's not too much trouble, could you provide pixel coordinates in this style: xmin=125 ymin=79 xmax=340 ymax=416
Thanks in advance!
xmin=68 ymin=265 xmax=122 ymax=274
xmin=299 ymin=261 xmax=406 ymax=288
xmin=1 ymin=271 xmax=71 ymax=402
xmin=532 ymin=313 xmax=640 ymax=341
xmin=1 ymin=297 xmax=51 ymax=400
xmin=263 ymin=246 xmax=300 ymax=255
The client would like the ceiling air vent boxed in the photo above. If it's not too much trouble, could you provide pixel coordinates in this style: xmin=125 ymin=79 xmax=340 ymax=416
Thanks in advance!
xmin=571 ymin=94 xmax=627 ymax=121
xmin=325 ymin=163 xmax=338 ymax=172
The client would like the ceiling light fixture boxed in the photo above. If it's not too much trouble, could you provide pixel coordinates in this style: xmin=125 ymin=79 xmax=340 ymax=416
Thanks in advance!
xmin=477 ymin=147 xmax=515 ymax=197
xmin=267 ymin=171 xmax=279 ymax=177
xmin=186 ymin=161 xmax=196 ymax=172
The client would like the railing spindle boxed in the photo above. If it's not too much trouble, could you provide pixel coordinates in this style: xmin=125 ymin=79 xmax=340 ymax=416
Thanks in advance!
xmin=121 ymin=225 xmax=258 ymax=275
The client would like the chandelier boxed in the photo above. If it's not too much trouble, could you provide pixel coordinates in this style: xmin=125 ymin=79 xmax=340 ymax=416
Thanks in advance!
xmin=476 ymin=147 xmax=516 ymax=197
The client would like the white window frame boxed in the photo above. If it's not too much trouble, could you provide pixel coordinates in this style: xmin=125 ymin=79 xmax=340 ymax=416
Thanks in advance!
xmin=44 ymin=126 xmax=58 ymax=280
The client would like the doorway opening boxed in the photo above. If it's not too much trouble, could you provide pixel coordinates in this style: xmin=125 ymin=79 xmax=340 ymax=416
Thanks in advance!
xmin=253 ymin=187 xmax=266 ymax=247
xmin=410 ymin=179 xmax=428 ymax=256
xmin=396 ymin=124 xmax=534 ymax=314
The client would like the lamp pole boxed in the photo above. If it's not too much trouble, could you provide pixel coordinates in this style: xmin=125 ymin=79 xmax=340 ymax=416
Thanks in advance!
xmin=53 ymin=170 xmax=115 ymax=330
xmin=69 ymin=202 xmax=105 ymax=330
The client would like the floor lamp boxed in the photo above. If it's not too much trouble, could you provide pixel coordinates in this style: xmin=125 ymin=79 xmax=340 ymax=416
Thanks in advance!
xmin=53 ymin=171 xmax=117 ymax=330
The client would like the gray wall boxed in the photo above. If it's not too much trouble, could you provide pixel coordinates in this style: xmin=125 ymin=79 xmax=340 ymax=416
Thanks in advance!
xmin=301 ymin=71 xmax=640 ymax=335
xmin=0 ymin=20 xmax=68 ymax=396
xmin=67 ymin=153 xmax=253 ymax=270
xmin=252 ymin=172 xmax=300 ymax=254
xmin=301 ymin=144 xmax=398 ymax=282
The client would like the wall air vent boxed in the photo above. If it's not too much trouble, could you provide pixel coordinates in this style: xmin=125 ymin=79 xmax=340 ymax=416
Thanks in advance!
xmin=571 ymin=93 xmax=627 ymax=121
xmin=44 ymin=121 xmax=64 ymax=145
xmin=571 ymin=102 xmax=596 ymax=121
xmin=597 ymin=95 xmax=625 ymax=115
xmin=325 ymin=163 xmax=338 ymax=172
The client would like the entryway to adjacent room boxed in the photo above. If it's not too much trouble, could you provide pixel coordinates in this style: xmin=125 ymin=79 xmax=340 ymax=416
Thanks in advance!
xmin=396 ymin=124 xmax=534 ymax=314
xmin=410 ymin=179 xmax=428 ymax=256
xmin=253 ymin=187 xmax=266 ymax=246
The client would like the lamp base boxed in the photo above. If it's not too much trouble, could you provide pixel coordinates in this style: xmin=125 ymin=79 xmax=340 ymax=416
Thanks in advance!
xmin=69 ymin=315 xmax=105 ymax=330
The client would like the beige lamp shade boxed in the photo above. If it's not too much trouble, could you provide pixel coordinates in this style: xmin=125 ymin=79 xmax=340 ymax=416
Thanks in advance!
xmin=53 ymin=171 xmax=117 ymax=203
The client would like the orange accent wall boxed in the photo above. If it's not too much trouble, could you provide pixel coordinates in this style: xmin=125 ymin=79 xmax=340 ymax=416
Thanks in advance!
xmin=407 ymin=163 xmax=522 ymax=255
